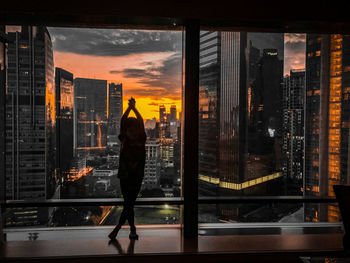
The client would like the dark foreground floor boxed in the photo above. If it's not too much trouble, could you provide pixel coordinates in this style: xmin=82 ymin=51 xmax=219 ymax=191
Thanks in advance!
xmin=0 ymin=226 xmax=348 ymax=263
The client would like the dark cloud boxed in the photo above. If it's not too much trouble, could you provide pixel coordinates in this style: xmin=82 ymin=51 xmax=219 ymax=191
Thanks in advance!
xmin=111 ymin=53 xmax=182 ymax=99
xmin=48 ymin=27 xmax=182 ymax=56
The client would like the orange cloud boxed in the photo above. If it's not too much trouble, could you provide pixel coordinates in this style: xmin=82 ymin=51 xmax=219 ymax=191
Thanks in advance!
xmin=53 ymin=51 xmax=182 ymax=120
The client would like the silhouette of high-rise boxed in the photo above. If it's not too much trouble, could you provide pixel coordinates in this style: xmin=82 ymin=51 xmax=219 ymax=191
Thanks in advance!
xmin=159 ymin=105 xmax=166 ymax=122
xmin=107 ymin=83 xmax=123 ymax=148
xmin=73 ymin=78 xmax=107 ymax=153
xmin=304 ymin=34 xmax=350 ymax=222
xmin=199 ymin=32 xmax=284 ymax=197
xmin=170 ymin=105 xmax=177 ymax=122
xmin=159 ymin=105 xmax=170 ymax=139
xmin=198 ymin=31 xmax=285 ymax=220
xmin=282 ymin=70 xmax=305 ymax=194
xmin=0 ymin=26 xmax=6 ymax=202
xmin=169 ymin=105 xmax=177 ymax=139
xmin=55 ymin=68 xmax=74 ymax=180
xmin=143 ymin=139 xmax=160 ymax=189
xmin=5 ymin=26 xmax=55 ymax=225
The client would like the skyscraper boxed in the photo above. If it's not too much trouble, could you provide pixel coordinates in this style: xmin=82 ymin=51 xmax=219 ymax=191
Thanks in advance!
xmin=0 ymin=26 xmax=7 ymax=202
xmin=73 ymin=78 xmax=107 ymax=152
xmin=170 ymin=105 xmax=177 ymax=122
xmin=158 ymin=105 xmax=170 ymax=139
xmin=107 ymin=83 xmax=123 ymax=148
xmin=283 ymin=70 xmax=305 ymax=194
xmin=55 ymin=68 xmax=74 ymax=179
xmin=169 ymin=105 xmax=177 ymax=139
xmin=198 ymin=31 xmax=221 ymax=196
xmin=5 ymin=26 xmax=55 ymax=225
xmin=198 ymin=32 xmax=284 ymax=198
xmin=159 ymin=105 xmax=166 ymax=122
xmin=304 ymin=34 xmax=350 ymax=222
xmin=143 ymin=139 xmax=160 ymax=189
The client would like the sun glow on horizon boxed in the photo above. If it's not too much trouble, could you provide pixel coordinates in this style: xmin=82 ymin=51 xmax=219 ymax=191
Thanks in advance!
xmin=53 ymin=50 xmax=182 ymax=121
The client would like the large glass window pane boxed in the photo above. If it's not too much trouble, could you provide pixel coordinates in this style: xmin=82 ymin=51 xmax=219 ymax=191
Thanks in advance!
xmin=4 ymin=205 xmax=181 ymax=229
xmin=4 ymin=25 xmax=183 ymax=227
xmin=198 ymin=31 xmax=350 ymax=223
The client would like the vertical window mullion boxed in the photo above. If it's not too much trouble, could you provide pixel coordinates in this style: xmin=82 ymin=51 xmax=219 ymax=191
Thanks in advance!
xmin=183 ymin=20 xmax=199 ymax=238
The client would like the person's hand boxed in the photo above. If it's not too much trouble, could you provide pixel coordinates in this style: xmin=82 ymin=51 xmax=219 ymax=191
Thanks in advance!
xmin=128 ymin=97 xmax=136 ymax=109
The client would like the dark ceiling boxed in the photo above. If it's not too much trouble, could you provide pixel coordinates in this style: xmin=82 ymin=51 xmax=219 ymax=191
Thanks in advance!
xmin=1 ymin=0 xmax=350 ymax=33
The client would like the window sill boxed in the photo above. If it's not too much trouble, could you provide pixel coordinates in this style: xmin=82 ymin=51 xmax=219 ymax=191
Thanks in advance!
xmin=0 ymin=226 xmax=347 ymax=263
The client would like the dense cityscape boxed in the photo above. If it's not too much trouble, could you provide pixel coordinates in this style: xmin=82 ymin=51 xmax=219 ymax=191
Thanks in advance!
xmin=0 ymin=26 xmax=349 ymax=228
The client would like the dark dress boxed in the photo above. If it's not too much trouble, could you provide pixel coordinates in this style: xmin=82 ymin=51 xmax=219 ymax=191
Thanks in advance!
xmin=117 ymin=115 xmax=146 ymax=227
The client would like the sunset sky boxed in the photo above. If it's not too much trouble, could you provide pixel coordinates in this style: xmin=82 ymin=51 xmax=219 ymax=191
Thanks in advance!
xmin=48 ymin=27 xmax=183 ymax=120
xmin=7 ymin=26 xmax=306 ymax=120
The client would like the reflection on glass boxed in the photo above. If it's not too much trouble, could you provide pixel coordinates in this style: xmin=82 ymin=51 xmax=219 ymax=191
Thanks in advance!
xmin=199 ymin=32 xmax=285 ymax=200
xmin=199 ymin=203 xmax=341 ymax=224
xmin=198 ymin=31 xmax=350 ymax=223
xmin=304 ymin=35 xmax=350 ymax=223
xmin=4 ymin=205 xmax=181 ymax=227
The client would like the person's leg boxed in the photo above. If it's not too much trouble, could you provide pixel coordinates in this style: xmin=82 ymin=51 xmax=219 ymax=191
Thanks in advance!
xmin=118 ymin=178 xmax=130 ymax=226
xmin=127 ymin=182 xmax=139 ymax=229
xmin=128 ymin=205 xmax=135 ymax=229
xmin=108 ymin=178 xmax=127 ymax=239
xmin=128 ymin=177 xmax=143 ymax=239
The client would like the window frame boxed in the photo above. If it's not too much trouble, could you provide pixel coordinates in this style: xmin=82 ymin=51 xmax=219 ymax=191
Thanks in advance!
xmin=0 ymin=15 xmax=347 ymax=238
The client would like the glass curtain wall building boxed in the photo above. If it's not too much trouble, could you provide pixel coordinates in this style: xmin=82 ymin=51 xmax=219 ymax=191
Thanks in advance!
xmin=55 ymin=67 xmax=74 ymax=186
xmin=2 ymin=24 xmax=350 ymax=230
xmin=199 ymin=31 xmax=286 ymax=221
xmin=5 ymin=26 xmax=55 ymax=226
xmin=107 ymin=82 xmax=122 ymax=162
xmin=282 ymin=69 xmax=305 ymax=195
xmin=2 ymin=26 xmax=184 ymax=228
xmin=0 ymin=26 xmax=6 ymax=203
xmin=304 ymin=34 xmax=350 ymax=223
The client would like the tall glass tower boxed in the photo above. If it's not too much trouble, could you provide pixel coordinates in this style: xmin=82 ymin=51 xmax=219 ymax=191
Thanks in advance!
xmin=5 ymin=26 xmax=55 ymax=226
xmin=73 ymin=78 xmax=107 ymax=152
xmin=305 ymin=34 xmax=350 ymax=222
xmin=55 ymin=68 xmax=74 ymax=178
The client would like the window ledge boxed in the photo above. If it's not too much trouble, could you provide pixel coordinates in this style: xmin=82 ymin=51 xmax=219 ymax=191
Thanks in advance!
xmin=0 ymin=227 xmax=347 ymax=263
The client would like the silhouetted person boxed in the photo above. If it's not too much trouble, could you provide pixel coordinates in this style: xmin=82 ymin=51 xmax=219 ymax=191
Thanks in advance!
xmin=108 ymin=97 xmax=146 ymax=240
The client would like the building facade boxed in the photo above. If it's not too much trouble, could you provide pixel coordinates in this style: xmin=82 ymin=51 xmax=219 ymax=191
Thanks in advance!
xmin=282 ymin=70 xmax=305 ymax=194
xmin=143 ymin=139 xmax=160 ymax=189
xmin=107 ymin=83 xmax=122 ymax=149
xmin=198 ymin=31 xmax=285 ymax=220
xmin=0 ymin=26 xmax=7 ymax=202
xmin=5 ymin=26 xmax=55 ymax=226
xmin=199 ymin=32 xmax=284 ymax=195
xmin=55 ymin=68 xmax=74 ymax=180
xmin=73 ymin=78 xmax=107 ymax=153
xmin=304 ymin=34 xmax=350 ymax=222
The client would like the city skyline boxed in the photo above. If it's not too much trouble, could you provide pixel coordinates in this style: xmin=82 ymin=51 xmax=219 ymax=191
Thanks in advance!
xmin=49 ymin=27 xmax=182 ymax=120
xmin=4 ymin=25 xmax=339 ymax=226
xmin=5 ymin=26 xmax=305 ymax=120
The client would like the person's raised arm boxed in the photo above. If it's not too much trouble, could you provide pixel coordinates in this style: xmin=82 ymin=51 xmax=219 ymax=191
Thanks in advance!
xmin=119 ymin=104 xmax=132 ymax=141
xmin=129 ymin=98 xmax=144 ymax=130
xmin=132 ymin=107 xmax=144 ymax=129
xmin=129 ymin=98 xmax=146 ymax=143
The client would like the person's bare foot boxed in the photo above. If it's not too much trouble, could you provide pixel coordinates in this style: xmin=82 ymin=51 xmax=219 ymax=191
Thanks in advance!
xmin=108 ymin=225 xmax=121 ymax=240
